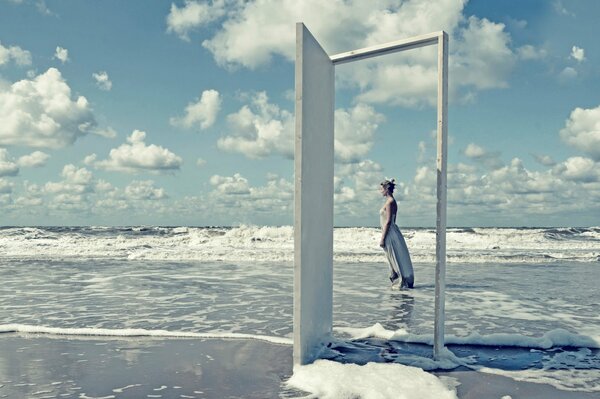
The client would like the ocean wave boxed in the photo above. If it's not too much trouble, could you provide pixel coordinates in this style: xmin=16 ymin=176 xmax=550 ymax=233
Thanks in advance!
xmin=0 ymin=225 xmax=598 ymax=263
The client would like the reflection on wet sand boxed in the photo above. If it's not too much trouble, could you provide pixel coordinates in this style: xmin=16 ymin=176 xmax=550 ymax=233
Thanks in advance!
xmin=385 ymin=292 xmax=415 ymax=330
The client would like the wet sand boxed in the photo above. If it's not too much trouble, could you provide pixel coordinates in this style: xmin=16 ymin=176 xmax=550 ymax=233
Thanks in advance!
xmin=0 ymin=334 xmax=299 ymax=398
xmin=0 ymin=334 xmax=596 ymax=398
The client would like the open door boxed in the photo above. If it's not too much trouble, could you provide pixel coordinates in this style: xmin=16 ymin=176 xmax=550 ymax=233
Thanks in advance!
xmin=293 ymin=23 xmax=335 ymax=365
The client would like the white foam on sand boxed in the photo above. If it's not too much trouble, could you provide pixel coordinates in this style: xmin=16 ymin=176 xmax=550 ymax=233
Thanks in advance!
xmin=0 ymin=324 xmax=292 ymax=345
xmin=286 ymin=359 xmax=458 ymax=399
xmin=336 ymin=323 xmax=600 ymax=393
xmin=336 ymin=323 xmax=600 ymax=349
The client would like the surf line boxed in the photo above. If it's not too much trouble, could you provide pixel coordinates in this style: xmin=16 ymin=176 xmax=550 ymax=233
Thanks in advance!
xmin=335 ymin=323 xmax=600 ymax=349
xmin=0 ymin=324 xmax=293 ymax=345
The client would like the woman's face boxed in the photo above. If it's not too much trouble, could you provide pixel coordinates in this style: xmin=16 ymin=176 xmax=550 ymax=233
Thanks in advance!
xmin=379 ymin=185 xmax=387 ymax=196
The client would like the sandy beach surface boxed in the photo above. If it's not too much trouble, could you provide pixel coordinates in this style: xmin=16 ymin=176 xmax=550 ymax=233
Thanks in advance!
xmin=1 ymin=334 xmax=597 ymax=399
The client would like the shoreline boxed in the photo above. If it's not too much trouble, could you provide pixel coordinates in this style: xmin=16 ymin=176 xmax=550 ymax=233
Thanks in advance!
xmin=1 ymin=334 xmax=597 ymax=399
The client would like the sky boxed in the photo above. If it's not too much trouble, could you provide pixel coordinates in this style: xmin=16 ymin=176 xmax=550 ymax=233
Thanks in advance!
xmin=0 ymin=0 xmax=599 ymax=227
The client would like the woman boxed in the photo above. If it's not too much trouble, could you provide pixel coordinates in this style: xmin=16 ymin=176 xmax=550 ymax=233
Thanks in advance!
xmin=379 ymin=179 xmax=414 ymax=289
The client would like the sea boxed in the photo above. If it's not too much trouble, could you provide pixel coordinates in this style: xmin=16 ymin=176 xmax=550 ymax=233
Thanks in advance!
xmin=0 ymin=225 xmax=599 ymax=397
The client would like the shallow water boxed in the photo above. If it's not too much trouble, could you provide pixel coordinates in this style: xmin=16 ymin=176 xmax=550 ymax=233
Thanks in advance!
xmin=1 ymin=226 xmax=599 ymax=394
xmin=1 ymin=259 xmax=598 ymax=341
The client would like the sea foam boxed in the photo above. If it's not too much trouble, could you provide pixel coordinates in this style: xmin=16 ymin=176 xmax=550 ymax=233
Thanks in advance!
xmin=0 ymin=225 xmax=598 ymax=263
xmin=0 ymin=324 xmax=292 ymax=345
xmin=336 ymin=323 xmax=600 ymax=349
xmin=286 ymin=359 xmax=458 ymax=399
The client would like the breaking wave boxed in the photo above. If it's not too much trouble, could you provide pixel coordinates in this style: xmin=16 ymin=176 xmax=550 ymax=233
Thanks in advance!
xmin=1 ymin=225 xmax=598 ymax=263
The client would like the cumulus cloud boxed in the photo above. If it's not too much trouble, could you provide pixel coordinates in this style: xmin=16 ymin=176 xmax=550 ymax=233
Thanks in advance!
xmin=335 ymin=104 xmax=385 ymax=163
xmin=95 ymin=179 xmax=113 ymax=192
xmin=532 ymin=154 xmax=556 ymax=167
xmin=463 ymin=142 xmax=503 ymax=169
xmin=464 ymin=143 xmax=486 ymax=159
xmin=44 ymin=176 xmax=92 ymax=211
xmin=247 ymin=174 xmax=294 ymax=213
xmin=217 ymin=92 xmax=294 ymax=159
xmin=61 ymin=164 xmax=93 ymax=185
xmin=553 ymin=1 xmax=574 ymax=17
xmin=196 ymin=158 xmax=206 ymax=167
xmin=335 ymin=186 xmax=356 ymax=204
xmin=0 ymin=149 xmax=19 ymax=177
xmin=199 ymin=0 xmax=463 ymax=69
xmin=95 ymin=130 xmax=183 ymax=173
xmin=0 ymin=178 xmax=13 ymax=193
xmin=94 ymin=127 xmax=117 ymax=139
xmin=17 ymin=151 xmax=50 ymax=167
xmin=570 ymin=46 xmax=585 ymax=63
xmin=517 ymin=44 xmax=547 ymax=60
xmin=32 ymin=165 xmax=172 ymax=216
xmin=486 ymin=158 xmax=556 ymax=194
xmin=170 ymin=89 xmax=221 ymax=130
xmin=125 ymin=180 xmax=168 ymax=200
xmin=387 ymin=130 xmax=600 ymax=225
xmin=553 ymin=156 xmax=599 ymax=183
xmin=0 ymin=68 xmax=98 ymax=148
xmin=44 ymin=164 xmax=94 ymax=197
xmin=0 ymin=41 xmax=32 ymax=66
xmin=92 ymin=71 xmax=112 ymax=91
xmin=206 ymin=172 xmax=293 ymax=218
xmin=337 ymin=159 xmax=384 ymax=192
xmin=559 ymin=66 xmax=577 ymax=81
xmin=219 ymin=92 xmax=385 ymax=162
xmin=14 ymin=195 xmax=43 ymax=207
xmin=35 ymin=0 xmax=52 ymax=15
xmin=332 ymin=159 xmax=406 ymax=221
xmin=172 ymin=0 xmax=518 ymax=107
xmin=210 ymin=173 xmax=250 ymax=195
xmin=414 ymin=164 xmax=436 ymax=187
xmin=54 ymin=46 xmax=69 ymax=63
xmin=404 ymin=156 xmax=567 ymax=223
xmin=6 ymin=0 xmax=58 ymax=16
xmin=417 ymin=141 xmax=428 ymax=163
xmin=560 ymin=105 xmax=600 ymax=160
xmin=166 ymin=0 xmax=226 ymax=41
xmin=83 ymin=153 xmax=97 ymax=166
xmin=4 ymin=181 xmax=44 ymax=212
xmin=451 ymin=16 xmax=515 ymax=91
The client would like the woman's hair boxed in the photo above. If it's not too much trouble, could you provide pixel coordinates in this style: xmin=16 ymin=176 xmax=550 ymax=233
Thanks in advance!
xmin=380 ymin=178 xmax=396 ymax=193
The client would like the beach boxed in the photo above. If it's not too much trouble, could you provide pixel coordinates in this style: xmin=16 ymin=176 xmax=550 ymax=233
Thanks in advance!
xmin=1 ymin=226 xmax=599 ymax=398
xmin=0 ymin=334 xmax=296 ymax=399
xmin=2 ymin=0 xmax=600 ymax=396
xmin=1 ymin=334 xmax=598 ymax=399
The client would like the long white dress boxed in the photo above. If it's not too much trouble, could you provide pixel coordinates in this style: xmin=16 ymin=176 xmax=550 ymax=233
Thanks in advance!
xmin=380 ymin=206 xmax=414 ymax=288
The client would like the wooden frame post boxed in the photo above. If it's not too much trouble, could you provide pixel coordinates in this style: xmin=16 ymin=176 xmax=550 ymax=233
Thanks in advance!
xmin=434 ymin=31 xmax=449 ymax=360
xmin=295 ymin=25 xmax=449 ymax=364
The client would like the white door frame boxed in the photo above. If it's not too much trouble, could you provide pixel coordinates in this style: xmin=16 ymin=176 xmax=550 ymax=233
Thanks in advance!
xmin=294 ymin=23 xmax=448 ymax=365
